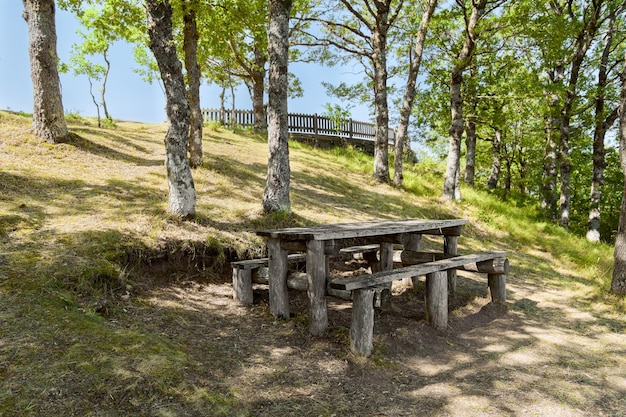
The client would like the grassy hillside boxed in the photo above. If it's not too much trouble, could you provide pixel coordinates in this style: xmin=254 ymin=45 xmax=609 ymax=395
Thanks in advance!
xmin=1 ymin=110 xmax=624 ymax=416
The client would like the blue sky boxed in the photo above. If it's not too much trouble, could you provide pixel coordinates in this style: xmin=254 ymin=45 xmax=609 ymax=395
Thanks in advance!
xmin=0 ymin=2 xmax=371 ymax=124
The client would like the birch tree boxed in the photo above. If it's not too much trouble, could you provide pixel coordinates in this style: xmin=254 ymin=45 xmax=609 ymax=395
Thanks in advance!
xmin=557 ymin=0 xmax=604 ymax=229
xmin=393 ymin=0 xmax=438 ymax=187
xmin=301 ymin=0 xmax=405 ymax=184
xmin=587 ymin=5 xmax=625 ymax=241
xmin=442 ymin=0 xmax=489 ymax=201
xmin=146 ymin=0 xmax=196 ymax=218
xmin=263 ymin=0 xmax=293 ymax=213
xmin=182 ymin=0 xmax=203 ymax=167
xmin=22 ymin=0 xmax=70 ymax=144
xmin=611 ymin=51 xmax=626 ymax=294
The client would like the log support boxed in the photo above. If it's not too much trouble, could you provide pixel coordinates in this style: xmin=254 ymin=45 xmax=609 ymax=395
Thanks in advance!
xmin=268 ymin=238 xmax=290 ymax=319
xmin=232 ymin=268 xmax=253 ymax=305
xmin=444 ymin=236 xmax=458 ymax=295
xmin=378 ymin=242 xmax=394 ymax=310
xmin=425 ymin=270 xmax=448 ymax=331
xmin=350 ymin=288 xmax=375 ymax=356
xmin=307 ymin=239 xmax=328 ymax=336
xmin=488 ymin=273 xmax=506 ymax=304
xmin=401 ymin=233 xmax=421 ymax=288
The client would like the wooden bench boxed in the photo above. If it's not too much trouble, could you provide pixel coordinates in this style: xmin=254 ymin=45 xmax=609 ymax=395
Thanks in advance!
xmin=232 ymin=244 xmax=388 ymax=306
xmin=329 ymin=251 xmax=509 ymax=356
xmin=231 ymin=254 xmax=306 ymax=305
xmin=339 ymin=243 xmax=379 ymax=261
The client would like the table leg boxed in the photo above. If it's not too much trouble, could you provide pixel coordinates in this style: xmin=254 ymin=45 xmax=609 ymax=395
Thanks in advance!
xmin=268 ymin=238 xmax=289 ymax=319
xmin=307 ymin=240 xmax=328 ymax=336
xmin=488 ymin=273 xmax=506 ymax=304
xmin=379 ymin=242 xmax=394 ymax=310
xmin=444 ymin=235 xmax=458 ymax=295
xmin=350 ymin=288 xmax=375 ymax=356
xmin=425 ymin=270 xmax=448 ymax=330
xmin=401 ymin=234 xmax=421 ymax=288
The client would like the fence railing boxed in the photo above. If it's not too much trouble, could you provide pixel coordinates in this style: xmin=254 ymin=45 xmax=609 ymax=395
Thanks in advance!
xmin=202 ymin=108 xmax=396 ymax=142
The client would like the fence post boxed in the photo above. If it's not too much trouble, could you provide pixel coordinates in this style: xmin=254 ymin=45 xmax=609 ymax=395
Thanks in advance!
xmin=349 ymin=119 xmax=353 ymax=139
xmin=313 ymin=113 xmax=318 ymax=135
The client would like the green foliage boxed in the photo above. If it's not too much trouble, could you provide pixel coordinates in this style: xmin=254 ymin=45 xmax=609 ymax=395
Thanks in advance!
xmin=64 ymin=109 xmax=83 ymax=121
xmin=204 ymin=120 xmax=223 ymax=131
xmin=322 ymin=103 xmax=351 ymax=134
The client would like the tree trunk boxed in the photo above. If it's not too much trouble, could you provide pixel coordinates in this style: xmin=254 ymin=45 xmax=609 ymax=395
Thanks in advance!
xmin=444 ymin=70 xmax=463 ymax=199
xmin=558 ymin=0 xmax=602 ymax=230
xmin=487 ymin=129 xmax=502 ymax=189
xmin=504 ymin=152 xmax=512 ymax=195
xmin=541 ymin=107 xmax=559 ymax=220
xmin=540 ymin=56 xmax=565 ymax=219
xmin=588 ymin=14 xmax=618 ymax=242
xmin=102 ymin=47 xmax=111 ymax=120
xmin=372 ymin=26 xmax=390 ymax=184
xmin=219 ymin=86 xmax=226 ymax=125
xmin=559 ymin=101 xmax=573 ymax=230
xmin=263 ymin=0 xmax=292 ymax=214
xmin=443 ymin=0 xmax=487 ymax=200
xmin=252 ymin=44 xmax=268 ymax=133
xmin=464 ymin=108 xmax=477 ymax=186
xmin=22 ymin=0 xmax=69 ymax=144
xmin=146 ymin=0 xmax=196 ymax=218
xmin=231 ymin=80 xmax=236 ymax=133
xmin=183 ymin=1 xmax=203 ymax=168
xmin=87 ymin=77 xmax=101 ymax=128
xmin=393 ymin=0 xmax=438 ymax=187
xmin=611 ymin=53 xmax=626 ymax=295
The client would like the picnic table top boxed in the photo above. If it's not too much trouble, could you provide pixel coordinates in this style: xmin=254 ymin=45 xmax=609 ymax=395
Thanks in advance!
xmin=256 ymin=218 xmax=468 ymax=241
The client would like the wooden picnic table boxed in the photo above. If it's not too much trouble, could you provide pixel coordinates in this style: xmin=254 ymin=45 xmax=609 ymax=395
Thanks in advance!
xmin=256 ymin=218 xmax=469 ymax=336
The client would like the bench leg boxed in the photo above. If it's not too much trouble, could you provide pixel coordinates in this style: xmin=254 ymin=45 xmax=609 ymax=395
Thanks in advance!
xmin=444 ymin=236 xmax=458 ymax=295
xmin=425 ymin=270 xmax=448 ymax=331
xmin=488 ymin=273 xmax=506 ymax=304
xmin=307 ymin=240 xmax=328 ymax=336
xmin=350 ymin=288 xmax=375 ymax=357
xmin=232 ymin=268 xmax=253 ymax=305
xmin=268 ymin=238 xmax=290 ymax=320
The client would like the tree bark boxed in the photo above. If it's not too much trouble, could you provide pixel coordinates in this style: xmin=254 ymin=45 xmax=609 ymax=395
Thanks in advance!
xmin=541 ymin=95 xmax=560 ymax=221
xmin=464 ymin=107 xmax=477 ymax=186
xmin=487 ymin=129 xmax=502 ymax=189
xmin=102 ymin=47 xmax=111 ymax=121
xmin=263 ymin=0 xmax=292 ymax=214
xmin=146 ymin=0 xmax=196 ymax=218
xmin=588 ymin=13 xmax=618 ymax=242
xmin=252 ymin=44 xmax=268 ymax=133
xmin=558 ymin=0 xmax=602 ymax=230
xmin=87 ymin=77 xmax=101 ymax=127
xmin=372 ymin=18 xmax=390 ymax=184
xmin=443 ymin=0 xmax=487 ymax=201
xmin=393 ymin=0 xmax=438 ymax=187
xmin=183 ymin=0 xmax=203 ymax=168
xmin=22 ymin=0 xmax=69 ymax=144
xmin=611 ymin=53 xmax=626 ymax=295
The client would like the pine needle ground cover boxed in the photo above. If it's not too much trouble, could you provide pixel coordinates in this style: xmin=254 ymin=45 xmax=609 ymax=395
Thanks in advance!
xmin=0 ymin=110 xmax=624 ymax=416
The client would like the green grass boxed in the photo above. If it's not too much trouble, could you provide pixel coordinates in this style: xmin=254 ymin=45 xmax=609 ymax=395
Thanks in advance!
xmin=1 ymin=110 xmax=624 ymax=415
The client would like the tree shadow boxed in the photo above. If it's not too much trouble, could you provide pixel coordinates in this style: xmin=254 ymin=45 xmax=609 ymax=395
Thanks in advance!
xmin=67 ymin=132 xmax=162 ymax=166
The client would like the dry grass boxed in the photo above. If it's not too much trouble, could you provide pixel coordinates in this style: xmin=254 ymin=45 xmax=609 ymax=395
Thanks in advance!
xmin=0 ymin=110 xmax=625 ymax=416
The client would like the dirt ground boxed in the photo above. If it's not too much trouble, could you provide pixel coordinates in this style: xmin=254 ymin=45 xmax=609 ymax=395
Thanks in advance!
xmin=126 ymin=255 xmax=626 ymax=416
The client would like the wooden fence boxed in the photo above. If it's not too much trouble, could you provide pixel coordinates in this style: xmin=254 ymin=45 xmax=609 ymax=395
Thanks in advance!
xmin=202 ymin=108 xmax=396 ymax=143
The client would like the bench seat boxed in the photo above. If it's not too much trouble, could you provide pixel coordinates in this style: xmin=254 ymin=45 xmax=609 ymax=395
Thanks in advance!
xmin=329 ymin=251 xmax=509 ymax=357
xmin=231 ymin=254 xmax=306 ymax=305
